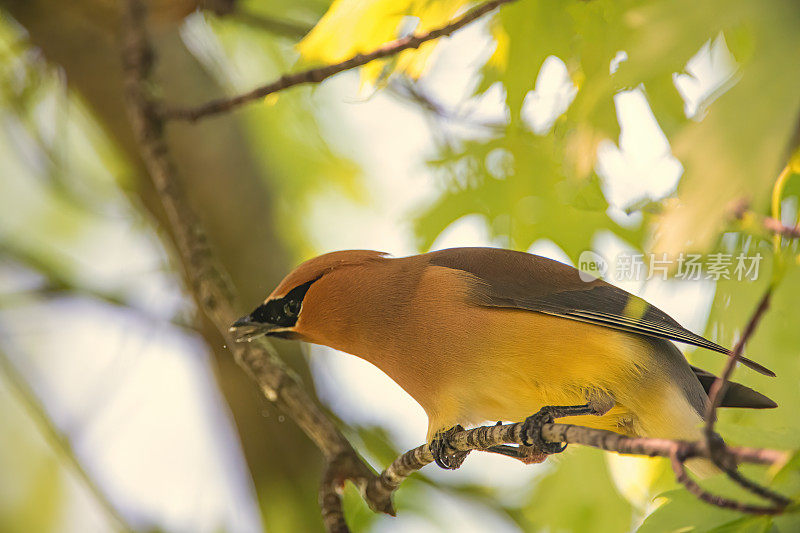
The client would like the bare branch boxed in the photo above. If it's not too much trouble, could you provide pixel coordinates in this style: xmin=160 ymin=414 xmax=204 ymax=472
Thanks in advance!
xmin=120 ymin=0 xmax=382 ymax=523
xmin=704 ymin=288 xmax=773 ymax=437
xmin=320 ymin=457 xmax=360 ymax=533
xmin=364 ymin=420 xmax=793 ymax=515
xmin=669 ymin=448 xmax=787 ymax=515
xmin=162 ymin=0 xmax=518 ymax=122
xmin=700 ymin=287 xmax=793 ymax=509
xmin=319 ymin=472 xmax=348 ymax=533
xmin=698 ymin=173 xmax=797 ymax=508
xmin=387 ymin=78 xmax=507 ymax=132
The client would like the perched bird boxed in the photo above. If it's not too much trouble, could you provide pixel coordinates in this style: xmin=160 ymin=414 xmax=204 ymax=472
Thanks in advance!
xmin=229 ymin=247 xmax=775 ymax=468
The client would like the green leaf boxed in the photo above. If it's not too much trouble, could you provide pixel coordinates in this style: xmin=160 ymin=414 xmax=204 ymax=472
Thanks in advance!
xmin=639 ymin=488 xmax=750 ymax=533
xmin=521 ymin=447 xmax=633 ymax=532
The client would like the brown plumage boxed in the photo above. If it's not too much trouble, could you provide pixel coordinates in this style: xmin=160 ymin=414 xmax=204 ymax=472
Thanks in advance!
xmin=230 ymin=247 xmax=775 ymax=453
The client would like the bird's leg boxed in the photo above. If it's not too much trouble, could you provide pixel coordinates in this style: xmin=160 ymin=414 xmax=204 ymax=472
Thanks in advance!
xmin=521 ymin=403 xmax=600 ymax=455
xmin=429 ymin=425 xmax=470 ymax=470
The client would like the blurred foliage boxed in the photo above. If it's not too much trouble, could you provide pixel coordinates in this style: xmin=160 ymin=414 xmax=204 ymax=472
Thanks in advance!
xmin=412 ymin=129 xmax=642 ymax=255
xmin=302 ymin=0 xmax=799 ymax=259
xmin=1 ymin=0 xmax=800 ymax=532
xmin=0 ymin=374 xmax=64 ymax=533
xmin=520 ymin=447 xmax=633 ymax=531
xmin=189 ymin=0 xmax=363 ymax=258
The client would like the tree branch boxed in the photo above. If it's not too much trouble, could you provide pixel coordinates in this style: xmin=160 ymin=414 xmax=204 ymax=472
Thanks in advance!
xmin=120 ymin=0 xmax=385 ymax=524
xmin=712 ymin=196 xmax=797 ymax=509
xmin=711 ymin=192 xmax=799 ymax=509
xmin=363 ymin=420 xmax=792 ymax=516
xmin=700 ymin=286 xmax=792 ymax=511
xmin=162 ymin=0 xmax=517 ymax=122
xmin=669 ymin=448 xmax=787 ymax=515
xmin=704 ymin=289 xmax=773 ymax=437
xmin=387 ymin=78 xmax=507 ymax=132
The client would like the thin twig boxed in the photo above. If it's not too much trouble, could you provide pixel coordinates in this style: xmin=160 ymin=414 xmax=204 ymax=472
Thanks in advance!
xmin=701 ymin=287 xmax=791 ymax=509
xmin=0 ymin=348 xmax=133 ymax=531
xmin=387 ymin=78 xmax=507 ymax=132
xmin=704 ymin=288 xmax=773 ymax=437
xmin=669 ymin=448 xmax=786 ymax=515
xmin=319 ymin=458 xmax=353 ymax=533
xmin=162 ymin=0 xmax=518 ymax=122
xmin=364 ymin=420 xmax=792 ymax=513
xmin=122 ymin=0 xmax=348 ymax=455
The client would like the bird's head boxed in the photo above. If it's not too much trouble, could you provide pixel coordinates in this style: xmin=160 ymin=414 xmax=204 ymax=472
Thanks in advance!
xmin=229 ymin=249 xmax=388 ymax=343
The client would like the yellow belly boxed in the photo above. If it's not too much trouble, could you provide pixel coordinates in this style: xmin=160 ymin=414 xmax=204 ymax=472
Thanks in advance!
xmin=421 ymin=309 xmax=704 ymax=444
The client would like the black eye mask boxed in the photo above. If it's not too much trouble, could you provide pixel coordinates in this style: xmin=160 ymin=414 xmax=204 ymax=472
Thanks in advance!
xmin=250 ymin=278 xmax=317 ymax=328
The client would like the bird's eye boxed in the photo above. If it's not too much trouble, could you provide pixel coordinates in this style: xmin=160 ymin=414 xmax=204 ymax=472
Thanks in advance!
xmin=283 ymin=300 xmax=298 ymax=317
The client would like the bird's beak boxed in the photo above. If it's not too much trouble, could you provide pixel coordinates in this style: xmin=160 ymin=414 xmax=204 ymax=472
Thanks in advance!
xmin=229 ymin=314 xmax=280 ymax=343
xmin=231 ymin=315 xmax=256 ymax=328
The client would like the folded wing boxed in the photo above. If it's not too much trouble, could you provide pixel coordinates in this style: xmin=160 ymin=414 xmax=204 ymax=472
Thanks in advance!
xmin=427 ymin=247 xmax=774 ymax=377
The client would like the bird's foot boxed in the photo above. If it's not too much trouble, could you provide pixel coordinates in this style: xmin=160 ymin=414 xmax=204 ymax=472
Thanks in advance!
xmin=429 ymin=425 xmax=470 ymax=470
xmin=521 ymin=404 xmax=598 ymax=455
xmin=521 ymin=408 xmax=567 ymax=454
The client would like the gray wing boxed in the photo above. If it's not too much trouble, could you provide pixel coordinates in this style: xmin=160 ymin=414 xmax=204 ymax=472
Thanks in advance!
xmin=690 ymin=366 xmax=776 ymax=408
xmin=427 ymin=247 xmax=774 ymax=377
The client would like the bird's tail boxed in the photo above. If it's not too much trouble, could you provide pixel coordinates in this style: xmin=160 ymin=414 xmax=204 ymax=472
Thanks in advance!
xmin=690 ymin=365 xmax=777 ymax=409
xmin=637 ymin=341 xmax=776 ymax=478
xmin=686 ymin=366 xmax=776 ymax=477
xmin=661 ymin=371 xmax=776 ymax=477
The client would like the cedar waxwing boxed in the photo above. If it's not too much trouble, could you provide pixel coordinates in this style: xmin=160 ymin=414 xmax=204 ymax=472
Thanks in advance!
xmin=230 ymin=248 xmax=775 ymax=468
